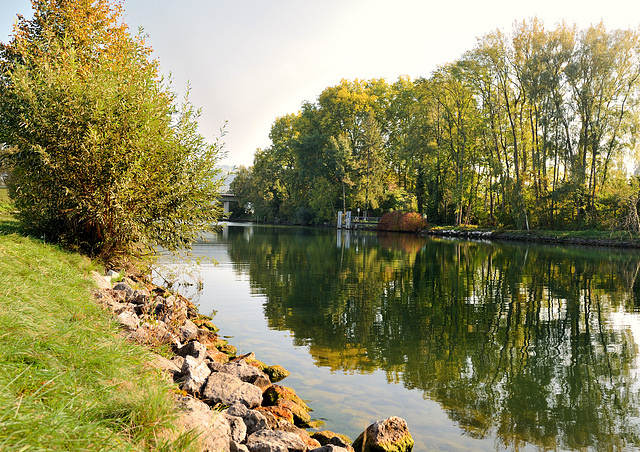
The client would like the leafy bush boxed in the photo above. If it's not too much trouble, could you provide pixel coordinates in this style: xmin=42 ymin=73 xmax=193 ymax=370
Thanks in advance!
xmin=0 ymin=0 xmax=224 ymax=261
xmin=378 ymin=211 xmax=428 ymax=232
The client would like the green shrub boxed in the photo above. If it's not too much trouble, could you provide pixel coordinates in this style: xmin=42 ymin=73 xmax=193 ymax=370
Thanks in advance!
xmin=0 ymin=0 xmax=224 ymax=261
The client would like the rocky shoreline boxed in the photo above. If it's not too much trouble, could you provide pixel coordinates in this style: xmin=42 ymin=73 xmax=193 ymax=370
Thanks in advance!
xmin=424 ymin=228 xmax=640 ymax=249
xmin=90 ymin=271 xmax=414 ymax=452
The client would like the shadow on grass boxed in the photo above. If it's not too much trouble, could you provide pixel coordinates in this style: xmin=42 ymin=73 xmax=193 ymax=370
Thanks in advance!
xmin=0 ymin=213 xmax=24 ymax=235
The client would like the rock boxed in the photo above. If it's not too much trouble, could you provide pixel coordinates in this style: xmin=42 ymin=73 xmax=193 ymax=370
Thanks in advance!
xmin=327 ymin=436 xmax=354 ymax=452
xmin=309 ymin=446 xmax=351 ymax=452
xmin=254 ymin=407 xmax=278 ymax=429
xmin=106 ymin=269 xmax=120 ymax=278
xmin=225 ymin=413 xmax=248 ymax=444
xmin=208 ymin=347 xmax=231 ymax=364
xmin=177 ymin=340 xmax=208 ymax=363
xmin=218 ymin=342 xmax=238 ymax=357
xmin=352 ymin=417 xmax=414 ymax=452
xmin=129 ymin=288 xmax=149 ymax=305
xmin=250 ymin=375 xmax=272 ymax=392
xmin=263 ymin=365 xmax=290 ymax=383
xmin=227 ymin=403 xmax=270 ymax=435
xmin=311 ymin=430 xmax=351 ymax=447
xmin=273 ymin=419 xmax=321 ymax=449
xmin=178 ymin=319 xmax=200 ymax=343
xmin=173 ymin=394 xmax=233 ymax=452
xmin=193 ymin=315 xmax=219 ymax=332
xmin=263 ymin=385 xmax=310 ymax=411
xmin=181 ymin=355 xmax=211 ymax=395
xmin=113 ymin=282 xmax=134 ymax=299
xmin=259 ymin=405 xmax=294 ymax=424
xmin=231 ymin=442 xmax=250 ymax=452
xmin=116 ymin=310 xmax=139 ymax=331
xmin=148 ymin=353 xmax=181 ymax=380
xmin=246 ymin=429 xmax=307 ymax=452
xmin=90 ymin=271 xmax=111 ymax=289
xmin=129 ymin=322 xmax=178 ymax=347
xmin=202 ymin=372 xmax=263 ymax=408
xmin=276 ymin=399 xmax=311 ymax=427
xmin=223 ymin=359 xmax=270 ymax=384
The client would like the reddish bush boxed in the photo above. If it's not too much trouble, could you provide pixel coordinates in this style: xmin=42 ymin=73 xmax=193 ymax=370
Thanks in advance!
xmin=377 ymin=211 xmax=427 ymax=232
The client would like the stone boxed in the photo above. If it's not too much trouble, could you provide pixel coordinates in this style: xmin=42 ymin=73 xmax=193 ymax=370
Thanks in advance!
xmin=231 ymin=442 xmax=250 ymax=452
xmin=148 ymin=353 xmax=181 ymax=381
xmin=177 ymin=340 xmax=208 ymax=363
xmin=227 ymin=403 xmax=270 ymax=435
xmin=113 ymin=282 xmax=134 ymax=299
xmin=90 ymin=271 xmax=111 ymax=290
xmin=312 ymin=431 xmax=353 ymax=449
xmin=181 ymin=355 xmax=211 ymax=395
xmin=276 ymin=399 xmax=311 ymax=427
xmin=246 ymin=430 xmax=307 ymax=452
xmin=272 ymin=419 xmax=321 ymax=449
xmin=263 ymin=365 xmax=290 ymax=383
xmin=178 ymin=319 xmax=200 ymax=343
xmin=259 ymin=405 xmax=293 ymax=425
xmin=327 ymin=436 xmax=354 ymax=452
xmin=352 ymin=417 xmax=414 ymax=452
xmin=309 ymin=446 xmax=351 ymax=452
xmin=250 ymin=375 xmax=272 ymax=392
xmin=202 ymin=372 xmax=263 ymax=409
xmin=116 ymin=310 xmax=139 ymax=331
xmin=208 ymin=347 xmax=231 ymax=364
xmin=130 ymin=288 xmax=149 ymax=305
xmin=173 ymin=394 xmax=233 ymax=452
xmin=263 ymin=385 xmax=309 ymax=411
xmin=223 ymin=359 xmax=270 ymax=384
xmin=254 ymin=407 xmax=278 ymax=429
xmin=225 ymin=413 xmax=248 ymax=444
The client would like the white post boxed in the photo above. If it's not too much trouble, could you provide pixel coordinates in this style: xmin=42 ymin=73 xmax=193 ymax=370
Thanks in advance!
xmin=337 ymin=210 xmax=343 ymax=229
xmin=345 ymin=211 xmax=351 ymax=229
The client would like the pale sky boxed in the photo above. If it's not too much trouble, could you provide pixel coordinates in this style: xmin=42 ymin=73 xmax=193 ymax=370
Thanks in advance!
xmin=1 ymin=1 xmax=639 ymax=167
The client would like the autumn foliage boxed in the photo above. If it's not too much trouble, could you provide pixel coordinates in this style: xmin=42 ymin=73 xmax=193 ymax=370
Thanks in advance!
xmin=377 ymin=211 xmax=428 ymax=232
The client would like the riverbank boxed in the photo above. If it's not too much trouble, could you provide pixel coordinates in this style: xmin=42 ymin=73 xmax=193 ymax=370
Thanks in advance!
xmin=0 ymin=216 xmax=414 ymax=451
xmin=424 ymin=226 xmax=640 ymax=248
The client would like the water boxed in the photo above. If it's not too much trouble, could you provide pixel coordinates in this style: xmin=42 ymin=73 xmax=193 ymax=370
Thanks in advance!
xmin=157 ymin=223 xmax=640 ymax=451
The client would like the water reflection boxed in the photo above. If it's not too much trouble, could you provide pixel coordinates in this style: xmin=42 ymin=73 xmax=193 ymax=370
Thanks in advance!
xmin=219 ymin=225 xmax=640 ymax=450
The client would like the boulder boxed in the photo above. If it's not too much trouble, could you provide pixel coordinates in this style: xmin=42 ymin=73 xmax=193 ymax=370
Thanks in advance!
xmin=245 ymin=429 xmax=307 ymax=452
xmin=223 ymin=359 xmax=270 ymax=384
xmin=225 ymin=413 xmax=248 ymax=444
xmin=259 ymin=405 xmax=294 ymax=424
xmin=181 ymin=355 xmax=211 ymax=395
xmin=263 ymin=365 xmax=290 ymax=383
xmin=202 ymin=372 xmax=263 ymax=408
xmin=227 ymin=403 xmax=270 ymax=435
xmin=178 ymin=319 xmax=200 ymax=343
xmin=173 ymin=394 xmax=233 ymax=452
xmin=116 ymin=310 xmax=139 ymax=331
xmin=263 ymin=385 xmax=309 ymax=411
xmin=231 ymin=442 xmax=250 ymax=452
xmin=177 ymin=340 xmax=208 ymax=363
xmin=90 ymin=271 xmax=111 ymax=290
xmin=276 ymin=399 xmax=311 ymax=427
xmin=272 ymin=419 xmax=321 ymax=449
xmin=352 ymin=417 xmax=413 ymax=452
xmin=113 ymin=281 xmax=134 ymax=299
xmin=312 ymin=431 xmax=353 ymax=448
xmin=310 ymin=446 xmax=352 ymax=452
xmin=148 ymin=353 xmax=181 ymax=381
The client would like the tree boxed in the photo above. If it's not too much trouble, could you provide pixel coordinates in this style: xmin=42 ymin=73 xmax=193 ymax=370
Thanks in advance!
xmin=0 ymin=0 xmax=225 ymax=260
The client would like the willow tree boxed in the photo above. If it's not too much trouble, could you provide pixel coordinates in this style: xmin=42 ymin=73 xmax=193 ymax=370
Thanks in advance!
xmin=0 ymin=0 xmax=225 ymax=260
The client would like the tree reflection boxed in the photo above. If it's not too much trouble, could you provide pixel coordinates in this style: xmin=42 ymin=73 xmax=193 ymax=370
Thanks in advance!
xmin=223 ymin=226 xmax=640 ymax=450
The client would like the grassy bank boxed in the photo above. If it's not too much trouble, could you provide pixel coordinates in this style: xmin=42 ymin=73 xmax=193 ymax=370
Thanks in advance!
xmin=0 ymin=212 xmax=189 ymax=450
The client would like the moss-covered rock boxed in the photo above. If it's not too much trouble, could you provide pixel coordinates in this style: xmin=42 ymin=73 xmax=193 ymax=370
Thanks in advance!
xmin=311 ymin=430 xmax=353 ymax=447
xmin=192 ymin=316 xmax=219 ymax=332
xmin=263 ymin=384 xmax=310 ymax=411
xmin=352 ymin=417 xmax=413 ymax=452
xmin=264 ymin=364 xmax=290 ymax=383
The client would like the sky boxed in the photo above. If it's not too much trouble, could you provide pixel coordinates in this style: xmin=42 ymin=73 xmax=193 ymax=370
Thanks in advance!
xmin=1 ymin=1 xmax=639 ymax=167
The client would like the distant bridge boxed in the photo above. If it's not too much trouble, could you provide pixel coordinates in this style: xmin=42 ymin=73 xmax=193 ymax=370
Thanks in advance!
xmin=219 ymin=192 xmax=238 ymax=215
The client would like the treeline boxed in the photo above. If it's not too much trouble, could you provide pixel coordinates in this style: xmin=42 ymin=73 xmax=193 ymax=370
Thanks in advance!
xmin=232 ymin=20 xmax=640 ymax=230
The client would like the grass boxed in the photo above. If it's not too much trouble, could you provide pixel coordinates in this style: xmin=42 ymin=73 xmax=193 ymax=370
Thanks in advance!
xmin=0 ymin=222 xmax=194 ymax=450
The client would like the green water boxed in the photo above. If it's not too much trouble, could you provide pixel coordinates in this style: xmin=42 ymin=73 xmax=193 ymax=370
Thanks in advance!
xmin=161 ymin=223 xmax=640 ymax=451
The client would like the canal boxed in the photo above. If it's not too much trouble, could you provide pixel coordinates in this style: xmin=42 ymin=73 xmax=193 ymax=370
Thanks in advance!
xmin=157 ymin=223 xmax=640 ymax=451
